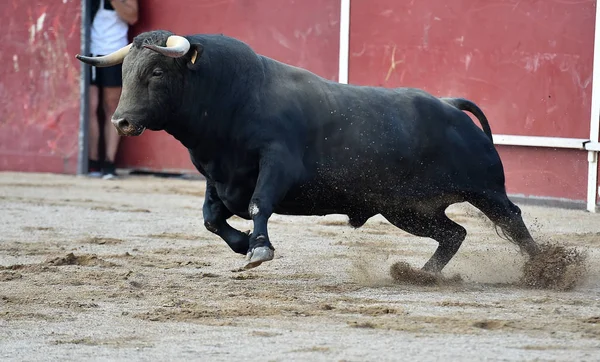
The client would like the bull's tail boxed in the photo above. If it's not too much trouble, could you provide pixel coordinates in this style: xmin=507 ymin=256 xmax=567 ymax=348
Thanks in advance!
xmin=441 ymin=97 xmax=493 ymax=143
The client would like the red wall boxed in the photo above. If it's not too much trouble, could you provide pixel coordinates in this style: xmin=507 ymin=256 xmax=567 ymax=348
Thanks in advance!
xmin=349 ymin=0 xmax=596 ymax=201
xmin=116 ymin=0 xmax=341 ymax=172
xmin=1 ymin=1 xmax=594 ymax=204
xmin=498 ymin=147 xmax=590 ymax=201
xmin=0 ymin=1 xmax=81 ymax=173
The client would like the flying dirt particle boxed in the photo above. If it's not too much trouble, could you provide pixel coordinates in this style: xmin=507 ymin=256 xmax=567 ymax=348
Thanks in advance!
xmin=290 ymin=346 xmax=331 ymax=353
xmin=21 ymin=226 xmax=55 ymax=232
xmin=521 ymin=244 xmax=587 ymax=291
xmin=0 ymin=271 xmax=22 ymax=281
xmin=83 ymin=237 xmax=124 ymax=245
xmin=340 ymin=305 xmax=400 ymax=316
xmin=187 ymin=272 xmax=220 ymax=279
xmin=438 ymin=300 xmax=503 ymax=309
xmin=46 ymin=253 xmax=117 ymax=267
xmin=147 ymin=232 xmax=197 ymax=240
xmin=472 ymin=320 xmax=507 ymax=330
xmin=389 ymin=262 xmax=462 ymax=286
xmin=129 ymin=281 xmax=143 ymax=288
xmin=0 ymin=264 xmax=25 ymax=271
xmin=583 ymin=316 xmax=600 ymax=324
xmin=347 ymin=320 xmax=377 ymax=329
xmin=250 ymin=330 xmax=281 ymax=337
xmin=230 ymin=273 xmax=258 ymax=280
xmin=91 ymin=206 xmax=120 ymax=212
xmin=320 ymin=304 xmax=334 ymax=310
xmin=125 ymin=208 xmax=152 ymax=213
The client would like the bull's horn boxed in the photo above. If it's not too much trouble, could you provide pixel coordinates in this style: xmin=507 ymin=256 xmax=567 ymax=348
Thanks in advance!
xmin=144 ymin=35 xmax=190 ymax=58
xmin=75 ymin=44 xmax=132 ymax=67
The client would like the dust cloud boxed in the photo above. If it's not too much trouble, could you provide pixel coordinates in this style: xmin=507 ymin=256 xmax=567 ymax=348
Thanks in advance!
xmin=521 ymin=243 xmax=588 ymax=291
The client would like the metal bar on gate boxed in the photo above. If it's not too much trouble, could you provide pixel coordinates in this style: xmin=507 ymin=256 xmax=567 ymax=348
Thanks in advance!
xmin=586 ymin=0 xmax=600 ymax=212
xmin=77 ymin=0 xmax=91 ymax=175
xmin=586 ymin=142 xmax=600 ymax=151
xmin=493 ymin=135 xmax=590 ymax=150
xmin=338 ymin=0 xmax=350 ymax=84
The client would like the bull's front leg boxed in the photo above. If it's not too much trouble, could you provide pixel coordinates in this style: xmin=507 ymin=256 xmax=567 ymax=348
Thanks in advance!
xmin=203 ymin=179 xmax=250 ymax=255
xmin=244 ymin=143 xmax=299 ymax=270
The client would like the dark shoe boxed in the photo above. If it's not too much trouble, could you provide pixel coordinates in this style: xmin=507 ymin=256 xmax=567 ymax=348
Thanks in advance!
xmin=88 ymin=159 xmax=103 ymax=178
xmin=102 ymin=161 xmax=118 ymax=180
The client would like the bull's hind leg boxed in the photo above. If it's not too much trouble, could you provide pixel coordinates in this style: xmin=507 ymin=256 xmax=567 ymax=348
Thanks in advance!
xmin=468 ymin=192 xmax=540 ymax=257
xmin=384 ymin=209 xmax=467 ymax=273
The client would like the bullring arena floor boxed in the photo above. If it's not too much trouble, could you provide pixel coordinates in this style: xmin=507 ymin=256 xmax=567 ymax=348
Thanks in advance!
xmin=1 ymin=171 xmax=599 ymax=360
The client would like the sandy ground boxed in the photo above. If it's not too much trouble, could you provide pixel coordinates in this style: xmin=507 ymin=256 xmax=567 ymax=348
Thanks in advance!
xmin=1 ymin=171 xmax=599 ymax=361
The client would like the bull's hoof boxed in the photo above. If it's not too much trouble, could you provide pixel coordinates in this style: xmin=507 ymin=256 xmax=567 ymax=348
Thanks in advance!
xmin=243 ymin=246 xmax=274 ymax=270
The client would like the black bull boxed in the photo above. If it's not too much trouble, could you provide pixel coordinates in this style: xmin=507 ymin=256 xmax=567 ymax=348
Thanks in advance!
xmin=77 ymin=30 xmax=541 ymax=272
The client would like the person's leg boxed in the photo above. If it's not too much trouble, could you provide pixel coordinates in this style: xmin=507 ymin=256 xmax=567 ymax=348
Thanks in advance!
xmin=103 ymin=87 xmax=122 ymax=159
xmin=88 ymin=84 xmax=103 ymax=177
xmin=99 ymin=64 xmax=123 ymax=179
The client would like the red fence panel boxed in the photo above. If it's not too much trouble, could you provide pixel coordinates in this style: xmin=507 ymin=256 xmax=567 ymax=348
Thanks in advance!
xmin=349 ymin=0 xmax=596 ymax=201
xmin=0 ymin=1 xmax=81 ymax=173
xmin=4 ymin=1 xmax=593 ymax=204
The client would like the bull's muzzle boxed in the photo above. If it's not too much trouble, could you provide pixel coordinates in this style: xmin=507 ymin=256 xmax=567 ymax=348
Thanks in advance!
xmin=111 ymin=118 xmax=146 ymax=136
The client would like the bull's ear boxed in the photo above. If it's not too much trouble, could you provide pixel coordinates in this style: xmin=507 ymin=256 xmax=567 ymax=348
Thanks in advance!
xmin=187 ymin=43 xmax=204 ymax=69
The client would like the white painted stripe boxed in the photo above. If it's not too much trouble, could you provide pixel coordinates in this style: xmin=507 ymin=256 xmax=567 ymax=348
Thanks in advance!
xmin=493 ymin=135 xmax=598 ymax=212
xmin=587 ymin=0 xmax=600 ymax=212
xmin=338 ymin=0 xmax=350 ymax=84
xmin=585 ymin=142 xmax=600 ymax=151
xmin=493 ymin=135 xmax=589 ymax=150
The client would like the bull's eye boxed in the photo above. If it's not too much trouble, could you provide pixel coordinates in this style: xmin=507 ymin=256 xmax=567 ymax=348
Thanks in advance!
xmin=152 ymin=69 xmax=164 ymax=77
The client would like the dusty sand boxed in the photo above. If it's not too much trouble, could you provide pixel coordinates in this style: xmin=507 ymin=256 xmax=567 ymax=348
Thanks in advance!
xmin=1 ymin=171 xmax=599 ymax=361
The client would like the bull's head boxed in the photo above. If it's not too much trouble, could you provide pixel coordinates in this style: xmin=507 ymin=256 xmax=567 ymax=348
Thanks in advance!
xmin=76 ymin=32 xmax=200 ymax=136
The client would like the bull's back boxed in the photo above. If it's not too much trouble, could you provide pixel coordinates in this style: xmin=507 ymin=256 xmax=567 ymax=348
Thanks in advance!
xmin=262 ymin=58 xmax=503 ymax=212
